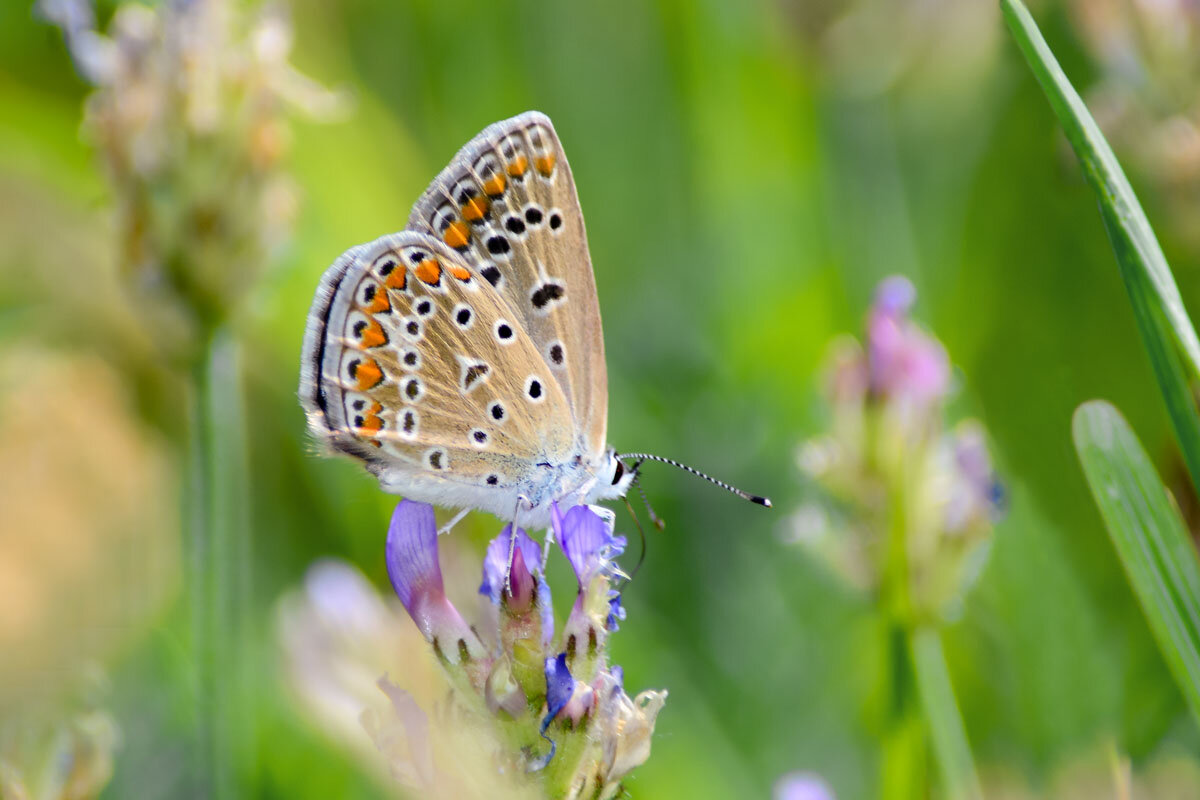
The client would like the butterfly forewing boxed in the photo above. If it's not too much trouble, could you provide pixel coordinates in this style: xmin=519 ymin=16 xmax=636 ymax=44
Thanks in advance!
xmin=299 ymin=231 xmax=574 ymax=498
xmin=407 ymin=112 xmax=609 ymax=461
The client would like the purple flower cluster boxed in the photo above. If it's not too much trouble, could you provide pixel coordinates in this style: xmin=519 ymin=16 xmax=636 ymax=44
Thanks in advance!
xmin=794 ymin=275 xmax=1002 ymax=621
xmin=380 ymin=499 xmax=665 ymax=796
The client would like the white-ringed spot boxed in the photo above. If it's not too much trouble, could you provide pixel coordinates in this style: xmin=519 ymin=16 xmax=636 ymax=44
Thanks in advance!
xmin=524 ymin=375 xmax=545 ymax=404
xmin=494 ymin=319 xmax=516 ymax=345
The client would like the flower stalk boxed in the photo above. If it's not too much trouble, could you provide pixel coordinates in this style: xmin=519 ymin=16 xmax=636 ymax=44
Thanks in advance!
xmin=42 ymin=0 xmax=341 ymax=794
xmin=793 ymin=277 xmax=997 ymax=800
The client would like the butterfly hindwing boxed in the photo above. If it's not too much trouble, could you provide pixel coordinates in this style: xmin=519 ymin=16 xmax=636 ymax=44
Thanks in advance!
xmin=407 ymin=112 xmax=609 ymax=462
xmin=299 ymin=231 xmax=575 ymax=501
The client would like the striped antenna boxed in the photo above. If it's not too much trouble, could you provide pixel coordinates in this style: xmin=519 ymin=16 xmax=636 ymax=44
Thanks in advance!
xmin=617 ymin=453 xmax=771 ymax=508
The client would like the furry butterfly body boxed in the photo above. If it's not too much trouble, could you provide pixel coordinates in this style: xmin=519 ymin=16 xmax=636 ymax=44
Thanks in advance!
xmin=299 ymin=112 xmax=633 ymax=528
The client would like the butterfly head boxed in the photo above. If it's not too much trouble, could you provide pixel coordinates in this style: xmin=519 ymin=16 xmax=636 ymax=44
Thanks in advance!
xmin=590 ymin=447 xmax=637 ymax=503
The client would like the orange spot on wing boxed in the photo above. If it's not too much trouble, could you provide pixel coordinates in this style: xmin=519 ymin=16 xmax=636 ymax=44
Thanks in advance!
xmin=448 ymin=263 xmax=471 ymax=281
xmin=461 ymin=195 xmax=489 ymax=222
xmin=358 ymin=318 xmax=388 ymax=348
xmin=353 ymin=358 xmax=384 ymax=391
xmin=361 ymin=286 xmax=391 ymax=314
xmin=357 ymin=414 xmax=384 ymax=434
xmin=506 ymin=155 xmax=528 ymax=178
xmin=385 ymin=264 xmax=408 ymax=290
xmin=443 ymin=221 xmax=470 ymax=250
xmin=415 ymin=258 xmax=442 ymax=284
xmin=534 ymin=154 xmax=556 ymax=176
xmin=482 ymin=173 xmax=506 ymax=197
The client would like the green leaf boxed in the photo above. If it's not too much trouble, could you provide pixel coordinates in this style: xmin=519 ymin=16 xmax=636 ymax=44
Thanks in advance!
xmin=1000 ymin=0 xmax=1200 ymax=499
xmin=1073 ymin=401 xmax=1200 ymax=723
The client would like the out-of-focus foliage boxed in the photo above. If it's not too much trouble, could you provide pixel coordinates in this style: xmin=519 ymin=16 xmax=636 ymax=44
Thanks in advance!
xmin=4 ymin=0 xmax=1200 ymax=797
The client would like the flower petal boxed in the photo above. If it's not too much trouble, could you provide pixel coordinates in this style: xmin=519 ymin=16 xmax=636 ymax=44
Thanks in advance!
xmin=384 ymin=501 xmax=480 ymax=660
xmin=554 ymin=503 xmax=625 ymax=585
xmin=479 ymin=525 xmax=542 ymax=604
xmin=541 ymin=653 xmax=575 ymax=733
xmin=606 ymin=590 xmax=626 ymax=632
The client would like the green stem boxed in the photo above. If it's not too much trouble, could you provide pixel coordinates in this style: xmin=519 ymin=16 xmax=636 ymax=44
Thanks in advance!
xmin=879 ymin=437 xmax=926 ymax=800
xmin=910 ymin=627 xmax=983 ymax=800
xmin=186 ymin=328 xmax=248 ymax=799
xmin=880 ymin=618 xmax=925 ymax=800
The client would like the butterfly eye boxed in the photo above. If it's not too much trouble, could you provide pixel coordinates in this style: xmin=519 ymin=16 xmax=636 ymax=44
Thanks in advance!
xmin=612 ymin=460 xmax=625 ymax=486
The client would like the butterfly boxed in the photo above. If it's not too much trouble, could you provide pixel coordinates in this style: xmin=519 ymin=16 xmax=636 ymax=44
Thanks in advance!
xmin=299 ymin=111 xmax=768 ymax=530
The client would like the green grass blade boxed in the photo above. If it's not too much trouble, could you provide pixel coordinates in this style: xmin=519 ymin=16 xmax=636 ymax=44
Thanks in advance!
xmin=1001 ymin=0 xmax=1200 ymax=497
xmin=1073 ymin=401 xmax=1200 ymax=722
xmin=910 ymin=627 xmax=983 ymax=800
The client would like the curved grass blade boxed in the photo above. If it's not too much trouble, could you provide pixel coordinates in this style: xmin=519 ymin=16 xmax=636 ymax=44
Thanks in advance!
xmin=1073 ymin=401 xmax=1200 ymax=722
xmin=910 ymin=627 xmax=983 ymax=800
xmin=1001 ymin=0 xmax=1200 ymax=499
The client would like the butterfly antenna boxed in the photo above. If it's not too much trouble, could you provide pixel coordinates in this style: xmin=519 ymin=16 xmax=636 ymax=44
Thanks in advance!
xmin=617 ymin=453 xmax=772 ymax=508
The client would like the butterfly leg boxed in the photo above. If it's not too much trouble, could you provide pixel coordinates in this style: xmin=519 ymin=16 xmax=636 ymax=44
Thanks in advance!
xmin=504 ymin=494 xmax=532 ymax=596
xmin=540 ymin=523 xmax=556 ymax=572
xmin=437 ymin=508 xmax=470 ymax=536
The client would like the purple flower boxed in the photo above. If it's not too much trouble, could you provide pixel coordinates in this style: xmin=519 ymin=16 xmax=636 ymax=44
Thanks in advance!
xmin=479 ymin=525 xmax=543 ymax=606
xmin=552 ymin=503 xmax=626 ymax=586
xmin=384 ymin=500 xmax=483 ymax=663
xmin=773 ymin=772 xmax=836 ymax=800
xmin=541 ymin=653 xmax=594 ymax=732
xmin=542 ymin=653 xmax=575 ymax=734
xmin=865 ymin=275 xmax=949 ymax=405
xmin=944 ymin=422 xmax=1006 ymax=531
xmin=606 ymin=591 xmax=626 ymax=632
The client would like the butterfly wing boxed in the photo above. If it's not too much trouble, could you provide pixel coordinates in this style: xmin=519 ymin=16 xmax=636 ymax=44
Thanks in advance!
xmin=298 ymin=231 xmax=575 ymax=519
xmin=407 ymin=111 xmax=609 ymax=461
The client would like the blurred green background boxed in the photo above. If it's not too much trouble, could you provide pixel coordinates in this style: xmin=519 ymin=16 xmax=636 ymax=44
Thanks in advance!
xmin=3 ymin=0 xmax=1200 ymax=797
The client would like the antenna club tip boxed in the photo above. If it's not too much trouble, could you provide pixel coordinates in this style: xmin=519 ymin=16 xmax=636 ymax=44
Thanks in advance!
xmin=752 ymin=496 xmax=772 ymax=508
